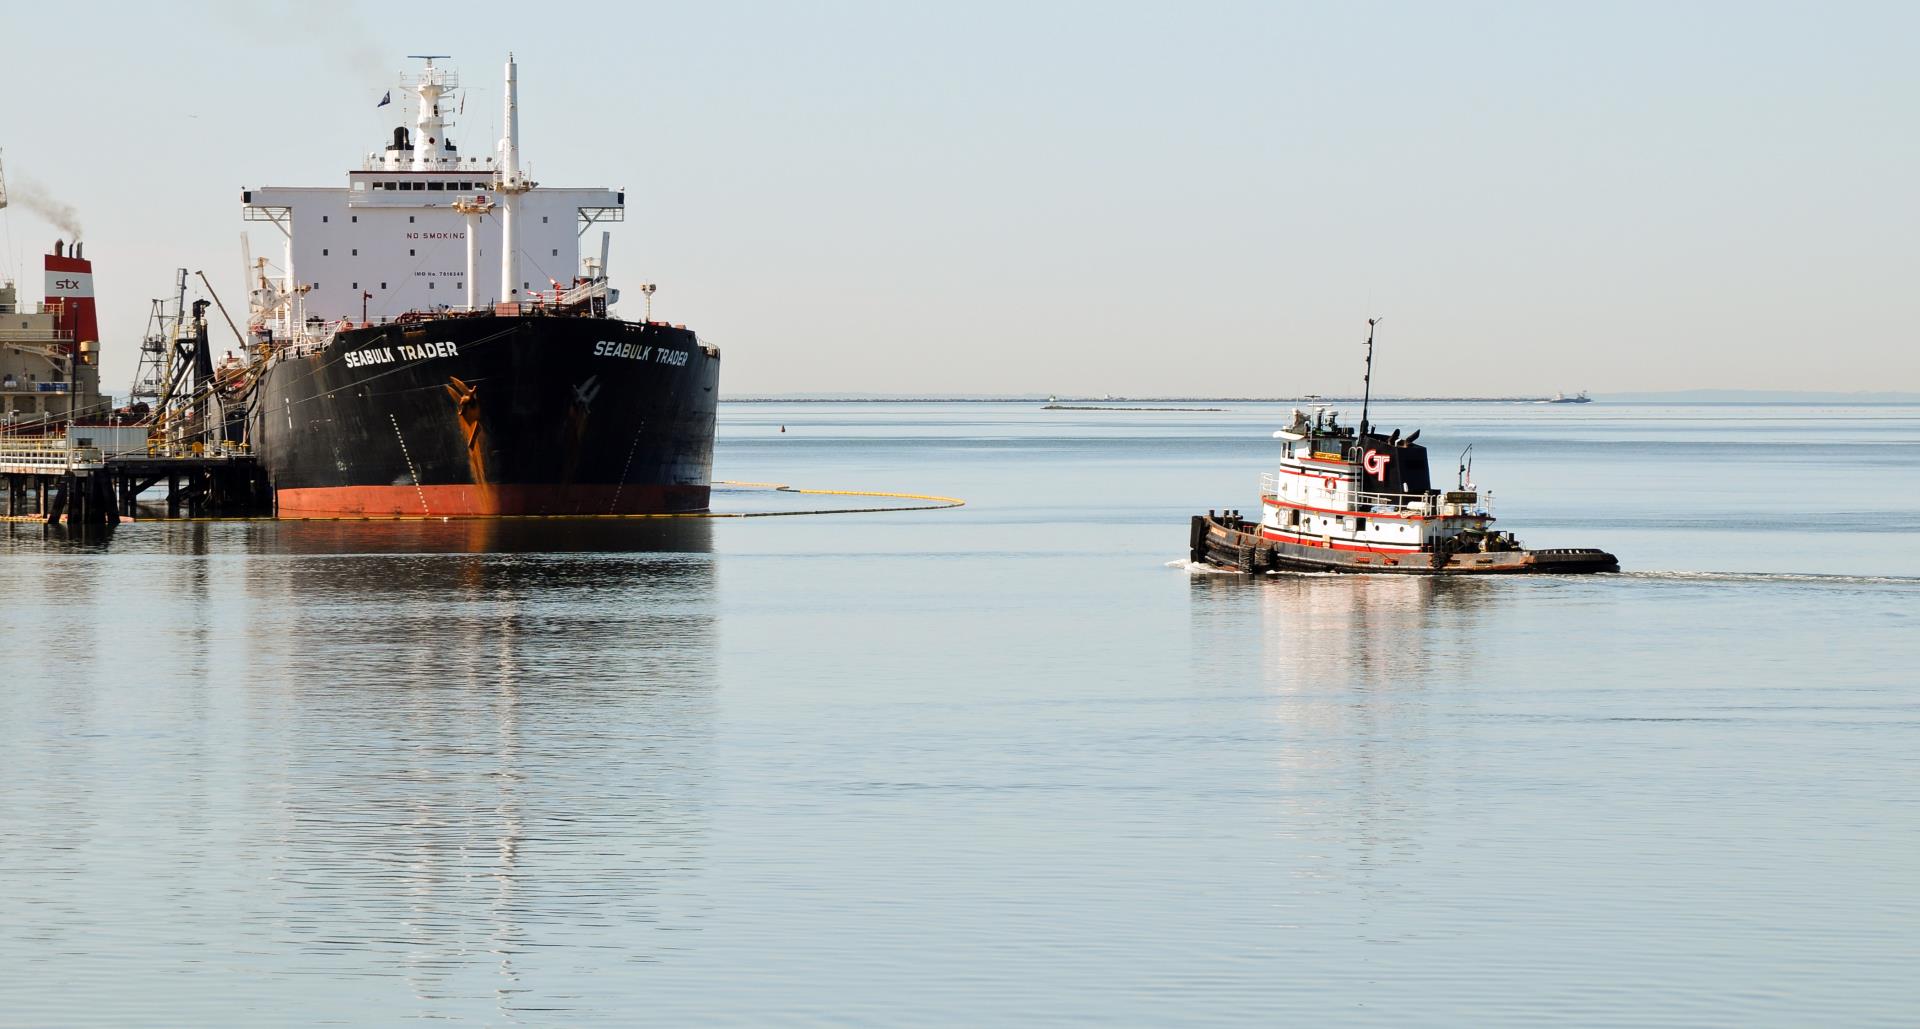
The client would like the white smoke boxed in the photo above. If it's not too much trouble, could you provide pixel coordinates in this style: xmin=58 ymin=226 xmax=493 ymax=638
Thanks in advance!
xmin=9 ymin=177 xmax=82 ymax=241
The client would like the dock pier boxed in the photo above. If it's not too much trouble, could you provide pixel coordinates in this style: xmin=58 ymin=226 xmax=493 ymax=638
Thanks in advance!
xmin=0 ymin=435 xmax=271 ymax=526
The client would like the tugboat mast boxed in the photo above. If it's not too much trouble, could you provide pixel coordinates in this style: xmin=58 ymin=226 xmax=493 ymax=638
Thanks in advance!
xmin=1359 ymin=317 xmax=1381 ymax=440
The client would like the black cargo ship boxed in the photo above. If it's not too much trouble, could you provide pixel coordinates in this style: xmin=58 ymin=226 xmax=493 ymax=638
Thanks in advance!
xmin=248 ymin=312 xmax=717 ymax=517
xmin=223 ymin=55 xmax=718 ymax=517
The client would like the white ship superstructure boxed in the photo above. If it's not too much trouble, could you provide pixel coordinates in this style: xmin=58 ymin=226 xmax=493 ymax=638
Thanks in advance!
xmin=1256 ymin=406 xmax=1493 ymax=559
xmin=241 ymin=55 xmax=623 ymax=333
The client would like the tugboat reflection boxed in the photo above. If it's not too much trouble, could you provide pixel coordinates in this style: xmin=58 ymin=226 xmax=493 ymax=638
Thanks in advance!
xmin=235 ymin=517 xmax=716 ymax=1018
xmin=1190 ymin=572 xmax=1495 ymax=872
xmin=1247 ymin=573 xmax=1491 ymax=690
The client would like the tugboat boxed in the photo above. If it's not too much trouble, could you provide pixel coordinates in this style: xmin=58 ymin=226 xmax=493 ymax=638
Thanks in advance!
xmin=1190 ymin=320 xmax=1618 ymax=575
xmin=1547 ymin=391 xmax=1592 ymax=404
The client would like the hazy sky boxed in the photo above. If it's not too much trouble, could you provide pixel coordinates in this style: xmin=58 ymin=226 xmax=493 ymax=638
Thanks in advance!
xmin=2 ymin=1 xmax=1913 ymax=397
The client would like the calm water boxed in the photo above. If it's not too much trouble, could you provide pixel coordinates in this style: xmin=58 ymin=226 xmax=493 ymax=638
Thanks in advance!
xmin=2 ymin=402 xmax=1916 ymax=1026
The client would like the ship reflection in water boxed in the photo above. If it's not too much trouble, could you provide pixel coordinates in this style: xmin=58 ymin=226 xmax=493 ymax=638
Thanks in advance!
xmin=0 ymin=518 xmax=717 ymax=1024
xmin=240 ymin=519 xmax=718 ymax=1016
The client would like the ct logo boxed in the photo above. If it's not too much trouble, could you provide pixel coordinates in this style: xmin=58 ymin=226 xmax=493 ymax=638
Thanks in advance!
xmin=1363 ymin=449 xmax=1390 ymax=479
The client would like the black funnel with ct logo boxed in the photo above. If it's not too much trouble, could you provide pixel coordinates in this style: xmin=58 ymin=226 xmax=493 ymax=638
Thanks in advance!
xmin=1360 ymin=434 xmax=1433 ymax=495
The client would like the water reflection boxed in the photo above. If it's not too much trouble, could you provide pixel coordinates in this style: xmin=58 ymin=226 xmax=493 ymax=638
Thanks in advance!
xmin=1249 ymin=573 xmax=1491 ymax=689
xmin=1190 ymin=574 xmax=1496 ymax=882
xmin=247 ymin=517 xmax=715 ymax=557
xmin=0 ymin=518 xmax=720 ymax=1022
xmin=229 ymin=523 xmax=717 ymax=1019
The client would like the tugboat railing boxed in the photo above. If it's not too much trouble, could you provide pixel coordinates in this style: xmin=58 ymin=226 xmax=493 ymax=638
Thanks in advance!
xmin=1260 ymin=471 xmax=1493 ymax=518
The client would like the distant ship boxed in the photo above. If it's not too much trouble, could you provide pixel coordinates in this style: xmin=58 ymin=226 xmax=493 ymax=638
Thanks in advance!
xmin=1190 ymin=321 xmax=1618 ymax=574
xmin=225 ymin=55 xmax=718 ymax=517
xmin=1547 ymin=391 xmax=1591 ymax=404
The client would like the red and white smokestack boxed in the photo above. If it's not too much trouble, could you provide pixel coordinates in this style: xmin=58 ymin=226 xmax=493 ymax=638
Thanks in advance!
xmin=45 ymin=242 xmax=98 ymax=353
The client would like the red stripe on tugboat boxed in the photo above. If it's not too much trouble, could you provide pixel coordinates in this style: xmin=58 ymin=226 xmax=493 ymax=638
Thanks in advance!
xmin=1273 ymin=465 xmax=1350 ymax=484
xmin=1261 ymin=495 xmax=1432 ymax=522
xmin=1256 ymin=527 xmax=1424 ymax=553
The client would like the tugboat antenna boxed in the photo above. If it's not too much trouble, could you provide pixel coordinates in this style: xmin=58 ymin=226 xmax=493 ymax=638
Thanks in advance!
xmin=1359 ymin=317 xmax=1382 ymax=441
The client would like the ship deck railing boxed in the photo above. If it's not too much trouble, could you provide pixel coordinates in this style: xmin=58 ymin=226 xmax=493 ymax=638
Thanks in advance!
xmin=0 ymin=436 xmax=106 ymax=474
xmin=1260 ymin=472 xmax=1493 ymax=518
xmin=0 ymin=434 xmax=253 ymax=475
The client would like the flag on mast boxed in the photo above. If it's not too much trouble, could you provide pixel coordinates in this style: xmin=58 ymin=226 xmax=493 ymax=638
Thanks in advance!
xmin=377 ymin=90 xmax=392 ymax=108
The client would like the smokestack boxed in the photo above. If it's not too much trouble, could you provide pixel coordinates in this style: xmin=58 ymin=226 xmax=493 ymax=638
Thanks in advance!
xmin=54 ymin=239 xmax=64 ymax=257
xmin=45 ymin=243 xmax=99 ymax=352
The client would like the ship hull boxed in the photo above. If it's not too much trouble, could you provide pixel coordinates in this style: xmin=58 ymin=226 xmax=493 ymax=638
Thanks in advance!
xmin=1190 ymin=514 xmax=1619 ymax=575
xmin=247 ymin=315 xmax=719 ymax=517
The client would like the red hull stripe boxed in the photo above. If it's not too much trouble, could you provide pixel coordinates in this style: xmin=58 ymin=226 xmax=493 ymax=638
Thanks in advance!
xmin=1275 ymin=465 xmax=1348 ymax=485
xmin=1262 ymin=495 xmax=1430 ymax=522
xmin=1258 ymin=527 xmax=1424 ymax=553
xmin=277 ymin=483 xmax=710 ymax=518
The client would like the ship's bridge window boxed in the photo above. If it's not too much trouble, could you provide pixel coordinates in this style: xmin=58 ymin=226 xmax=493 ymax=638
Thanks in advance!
xmin=371 ymin=181 xmax=385 ymax=190
xmin=428 ymin=181 xmax=445 ymax=191
xmin=385 ymin=181 xmax=398 ymax=190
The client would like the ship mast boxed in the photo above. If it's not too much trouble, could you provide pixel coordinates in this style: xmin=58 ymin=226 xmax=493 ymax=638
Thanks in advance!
xmin=1359 ymin=316 xmax=1381 ymax=441
xmin=496 ymin=54 xmax=535 ymax=306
